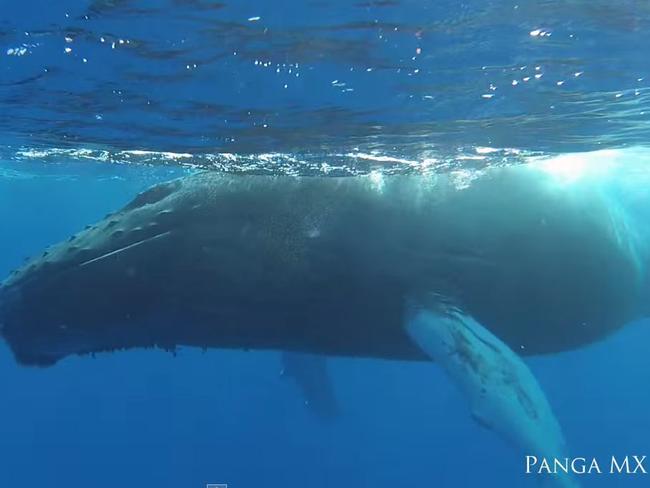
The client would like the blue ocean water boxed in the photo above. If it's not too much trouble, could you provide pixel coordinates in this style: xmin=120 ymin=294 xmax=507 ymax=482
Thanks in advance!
xmin=2 ymin=1 xmax=650 ymax=487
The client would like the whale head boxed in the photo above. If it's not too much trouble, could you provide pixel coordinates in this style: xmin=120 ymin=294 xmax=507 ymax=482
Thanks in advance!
xmin=0 ymin=177 xmax=193 ymax=365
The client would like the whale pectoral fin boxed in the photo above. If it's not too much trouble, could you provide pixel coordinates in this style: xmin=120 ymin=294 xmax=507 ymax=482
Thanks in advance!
xmin=280 ymin=352 xmax=340 ymax=420
xmin=405 ymin=305 xmax=580 ymax=488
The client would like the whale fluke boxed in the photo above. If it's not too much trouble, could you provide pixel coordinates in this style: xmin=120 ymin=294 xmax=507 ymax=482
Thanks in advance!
xmin=406 ymin=305 xmax=580 ymax=488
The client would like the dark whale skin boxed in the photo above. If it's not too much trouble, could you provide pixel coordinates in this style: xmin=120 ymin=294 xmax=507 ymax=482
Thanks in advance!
xmin=0 ymin=166 xmax=644 ymax=366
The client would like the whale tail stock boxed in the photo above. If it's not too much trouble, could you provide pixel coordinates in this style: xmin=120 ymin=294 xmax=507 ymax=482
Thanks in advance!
xmin=405 ymin=303 xmax=580 ymax=488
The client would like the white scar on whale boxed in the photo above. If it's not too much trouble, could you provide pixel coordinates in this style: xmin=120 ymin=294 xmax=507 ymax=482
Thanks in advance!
xmin=407 ymin=305 xmax=581 ymax=488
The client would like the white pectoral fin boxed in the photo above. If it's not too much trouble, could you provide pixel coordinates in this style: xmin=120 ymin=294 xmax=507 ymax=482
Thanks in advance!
xmin=405 ymin=304 xmax=580 ymax=488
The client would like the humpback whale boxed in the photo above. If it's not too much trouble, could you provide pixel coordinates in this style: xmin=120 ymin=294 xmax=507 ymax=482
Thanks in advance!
xmin=0 ymin=161 xmax=646 ymax=482
xmin=1 ymin=163 xmax=644 ymax=364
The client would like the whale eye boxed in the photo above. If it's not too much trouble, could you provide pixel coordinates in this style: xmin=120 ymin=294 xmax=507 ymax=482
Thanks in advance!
xmin=124 ymin=180 xmax=181 ymax=211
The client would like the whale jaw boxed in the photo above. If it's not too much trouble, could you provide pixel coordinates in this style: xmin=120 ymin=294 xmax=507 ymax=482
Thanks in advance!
xmin=0 ymin=179 xmax=189 ymax=366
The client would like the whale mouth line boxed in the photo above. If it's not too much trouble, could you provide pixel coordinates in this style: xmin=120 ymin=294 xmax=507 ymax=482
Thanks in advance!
xmin=0 ymin=231 xmax=175 ymax=307
xmin=78 ymin=231 xmax=173 ymax=268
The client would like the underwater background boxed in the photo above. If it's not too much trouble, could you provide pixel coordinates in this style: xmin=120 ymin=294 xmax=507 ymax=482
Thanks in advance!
xmin=1 ymin=1 xmax=650 ymax=487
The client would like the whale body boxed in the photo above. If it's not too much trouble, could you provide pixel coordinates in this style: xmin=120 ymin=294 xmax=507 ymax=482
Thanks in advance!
xmin=2 ymin=160 xmax=647 ymax=482
xmin=0 ymin=163 xmax=646 ymax=366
